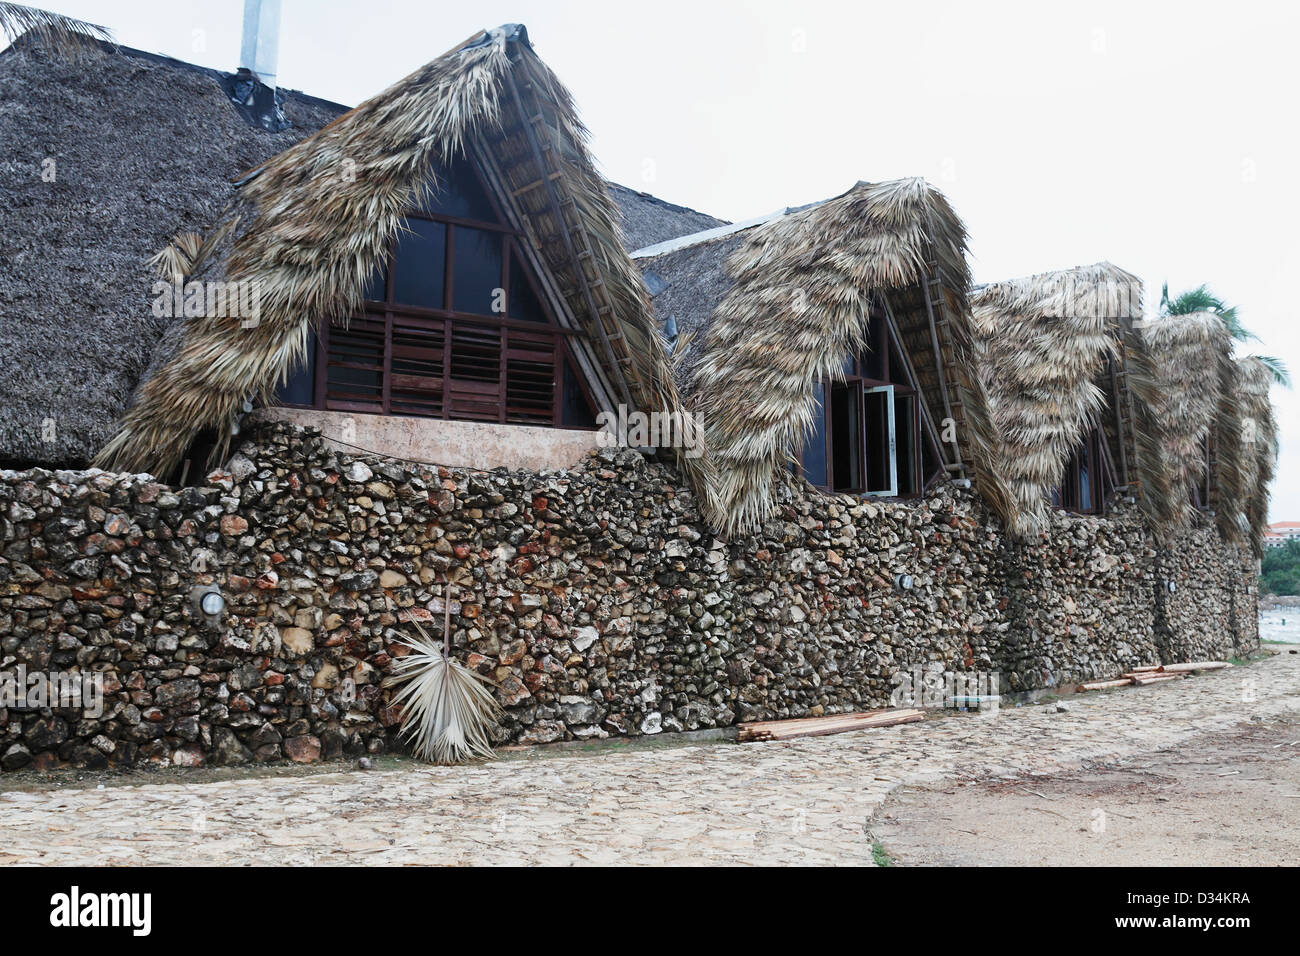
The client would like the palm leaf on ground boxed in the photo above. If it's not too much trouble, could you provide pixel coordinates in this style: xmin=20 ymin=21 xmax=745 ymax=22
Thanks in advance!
xmin=381 ymin=615 xmax=501 ymax=764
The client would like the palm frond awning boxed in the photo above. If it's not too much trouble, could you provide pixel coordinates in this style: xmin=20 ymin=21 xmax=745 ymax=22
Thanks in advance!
xmin=971 ymin=262 xmax=1146 ymax=538
xmin=688 ymin=178 xmax=995 ymax=535
xmin=94 ymin=24 xmax=707 ymax=501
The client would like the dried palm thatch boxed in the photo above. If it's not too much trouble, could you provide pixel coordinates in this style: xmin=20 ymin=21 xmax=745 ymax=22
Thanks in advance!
xmin=0 ymin=3 xmax=111 ymax=61
xmin=383 ymin=613 xmax=501 ymax=764
xmin=1232 ymin=356 xmax=1278 ymax=556
xmin=691 ymin=178 xmax=994 ymax=535
xmin=147 ymin=218 xmax=242 ymax=285
xmin=971 ymin=263 xmax=1142 ymax=538
xmin=1129 ymin=311 xmax=1239 ymax=540
xmin=94 ymin=25 xmax=706 ymax=504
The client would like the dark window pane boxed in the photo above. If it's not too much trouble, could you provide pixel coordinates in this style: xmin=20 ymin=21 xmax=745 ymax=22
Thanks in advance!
xmin=393 ymin=219 xmax=446 ymax=308
xmin=895 ymin=393 xmax=916 ymax=494
xmin=831 ymin=383 xmax=863 ymax=491
xmin=1079 ymin=446 xmax=1091 ymax=511
xmin=452 ymin=227 xmax=503 ymax=315
xmin=508 ymin=250 xmax=548 ymax=323
xmin=416 ymin=157 xmax=499 ymax=222
xmin=800 ymin=382 xmax=828 ymax=487
xmin=362 ymin=263 xmax=386 ymax=303
xmin=275 ymin=329 xmax=316 ymax=406
xmin=561 ymin=355 xmax=596 ymax=426
xmin=863 ymin=389 xmax=891 ymax=493
xmin=864 ymin=319 xmax=887 ymax=380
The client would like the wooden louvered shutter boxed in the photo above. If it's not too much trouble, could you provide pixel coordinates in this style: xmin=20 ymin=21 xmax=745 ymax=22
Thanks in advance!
xmin=324 ymin=317 xmax=385 ymax=412
xmin=505 ymin=327 xmax=557 ymax=425
xmin=447 ymin=324 xmax=502 ymax=421
xmin=389 ymin=322 xmax=445 ymax=417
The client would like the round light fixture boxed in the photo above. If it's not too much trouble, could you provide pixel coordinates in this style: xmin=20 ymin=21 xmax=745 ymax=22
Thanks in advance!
xmin=192 ymin=585 xmax=226 ymax=618
xmin=1166 ymin=580 xmax=1177 ymax=594
xmin=895 ymin=573 xmax=915 ymax=591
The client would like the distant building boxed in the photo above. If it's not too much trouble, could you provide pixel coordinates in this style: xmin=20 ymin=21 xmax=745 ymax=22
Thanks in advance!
xmin=1263 ymin=522 xmax=1300 ymax=548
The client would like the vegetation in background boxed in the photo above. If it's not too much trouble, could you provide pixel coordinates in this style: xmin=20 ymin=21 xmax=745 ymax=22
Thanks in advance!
xmin=1260 ymin=539 xmax=1300 ymax=595
xmin=1161 ymin=283 xmax=1290 ymax=387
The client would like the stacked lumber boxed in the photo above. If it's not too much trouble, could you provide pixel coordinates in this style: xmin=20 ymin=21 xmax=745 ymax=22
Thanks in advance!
xmin=1130 ymin=673 xmax=1181 ymax=686
xmin=1158 ymin=661 xmax=1233 ymax=674
xmin=1076 ymin=661 xmax=1232 ymax=692
xmin=737 ymin=708 xmax=924 ymax=743
xmin=1077 ymin=678 xmax=1134 ymax=691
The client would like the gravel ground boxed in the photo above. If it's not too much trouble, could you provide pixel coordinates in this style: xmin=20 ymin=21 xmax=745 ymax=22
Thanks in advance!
xmin=870 ymin=713 xmax=1300 ymax=865
xmin=1 ymin=649 xmax=1297 ymax=866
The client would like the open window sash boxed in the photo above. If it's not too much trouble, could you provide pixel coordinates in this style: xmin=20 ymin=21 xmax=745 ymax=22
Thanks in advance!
xmin=864 ymin=385 xmax=898 ymax=498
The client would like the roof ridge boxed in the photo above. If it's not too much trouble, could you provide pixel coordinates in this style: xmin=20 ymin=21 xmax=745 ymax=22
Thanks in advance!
xmin=606 ymin=182 xmax=729 ymax=227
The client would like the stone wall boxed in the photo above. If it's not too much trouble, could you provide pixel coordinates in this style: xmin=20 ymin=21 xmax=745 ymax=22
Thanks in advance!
xmin=998 ymin=504 xmax=1161 ymax=692
xmin=0 ymin=422 xmax=1258 ymax=770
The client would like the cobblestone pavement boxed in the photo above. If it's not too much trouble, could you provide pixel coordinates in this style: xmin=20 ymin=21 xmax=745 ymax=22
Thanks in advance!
xmin=2 ymin=652 xmax=1297 ymax=865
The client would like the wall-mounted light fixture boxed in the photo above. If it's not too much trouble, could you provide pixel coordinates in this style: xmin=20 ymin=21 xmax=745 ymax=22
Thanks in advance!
xmin=1165 ymin=580 xmax=1178 ymax=594
xmin=952 ymin=478 xmax=972 ymax=490
xmin=192 ymin=585 xmax=226 ymax=620
xmin=895 ymin=573 xmax=915 ymax=591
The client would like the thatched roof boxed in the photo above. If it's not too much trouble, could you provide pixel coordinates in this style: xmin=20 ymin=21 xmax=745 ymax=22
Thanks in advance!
xmin=971 ymin=262 xmax=1144 ymax=538
xmin=0 ymin=39 xmax=346 ymax=467
xmin=1233 ymin=355 xmax=1278 ymax=556
xmin=1128 ymin=310 xmax=1240 ymax=540
xmin=608 ymin=183 xmax=728 ymax=252
xmin=636 ymin=232 xmax=745 ymax=388
xmin=675 ymin=178 xmax=996 ymax=535
xmin=92 ymin=25 xmax=705 ymax=500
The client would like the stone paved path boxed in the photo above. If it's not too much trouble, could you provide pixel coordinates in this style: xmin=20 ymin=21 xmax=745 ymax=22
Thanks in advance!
xmin=2 ymin=653 xmax=1297 ymax=865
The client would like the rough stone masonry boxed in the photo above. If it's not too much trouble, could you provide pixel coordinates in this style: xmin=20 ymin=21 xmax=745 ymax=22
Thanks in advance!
xmin=0 ymin=422 xmax=1258 ymax=770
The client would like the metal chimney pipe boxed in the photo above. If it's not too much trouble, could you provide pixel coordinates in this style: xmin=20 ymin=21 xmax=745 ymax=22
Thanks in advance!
xmin=239 ymin=0 xmax=281 ymax=90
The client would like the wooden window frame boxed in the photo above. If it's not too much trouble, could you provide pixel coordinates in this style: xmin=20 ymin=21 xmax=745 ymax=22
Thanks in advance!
xmin=1052 ymin=429 xmax=1108 ymax=515
xmin=283 ymin=173 xmax=601 ymax=430
xmin=792 ymin=315 xmax=925 ymax=500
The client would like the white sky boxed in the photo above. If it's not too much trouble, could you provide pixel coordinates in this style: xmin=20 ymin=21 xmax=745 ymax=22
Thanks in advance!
xmin=23 ymin=0 xmax=1300 ymax=520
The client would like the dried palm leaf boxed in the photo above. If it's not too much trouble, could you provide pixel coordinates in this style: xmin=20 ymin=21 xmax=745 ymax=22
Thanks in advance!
xmin=382 ymin=614 xmax=501 ymax=764
xmin=0 ymin=2 xmax=111 ymax=61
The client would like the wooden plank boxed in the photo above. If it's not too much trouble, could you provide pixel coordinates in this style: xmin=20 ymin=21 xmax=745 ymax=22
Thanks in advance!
xmin=1158 ymin=661 xmax=1233 ymax=674
xmin=1077 ymin=678 xmax=1135 ymax=691
xmin=737 ymin=709 xmax=924 ymax=743
xmin=1131 ymin=674 xmax=1182 ymax=686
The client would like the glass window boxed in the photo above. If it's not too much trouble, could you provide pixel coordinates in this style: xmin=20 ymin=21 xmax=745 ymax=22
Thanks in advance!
xmin=362 ymin=263 xmax=386 ymax=303
xmin=800 ymin=382 xmax=828 ymax=487
xmin=392 ymin=219 xmax=446 ymax=308
xmin=561 ymin=356 xmax=596 ymax=427
xmin=831 ymin=383 xmax=863 ymax=491
xmin=895 ymin=393 xmax=917 ymax=494
xmin=275 ymin=329 xmax=316 ymax=406
xmin=416 ymin=158 xmax=500 ymax=222
xmin=452 ymin=226 xmax=503 ymax=315
xmin=509 ymin=250 xmax=548 ymax=323
xmin=863 ymin=319 xmax=888 ymax=380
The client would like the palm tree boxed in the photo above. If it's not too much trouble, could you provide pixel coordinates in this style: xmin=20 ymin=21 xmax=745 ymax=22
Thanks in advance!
xmin=1160 ymin=282 xmax=1290 ymax=387
xmin=0 ymin=3 xmax=112 ymax=61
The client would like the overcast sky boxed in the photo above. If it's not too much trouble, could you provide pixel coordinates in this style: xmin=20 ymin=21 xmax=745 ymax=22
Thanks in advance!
xmin=23 ymin=0 xmax=1300 ymax=520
